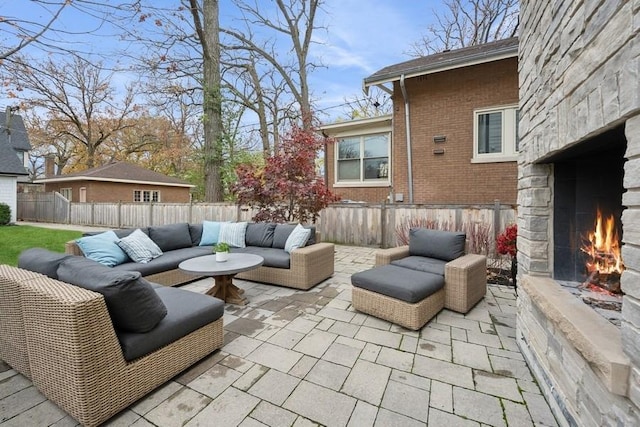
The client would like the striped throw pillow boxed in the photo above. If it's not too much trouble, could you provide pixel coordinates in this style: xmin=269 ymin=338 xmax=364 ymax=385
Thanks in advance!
xmin=218 ymin=222 xmax=248 ymax=248
xmin=117 ymin=229 xmax=163 ymax=263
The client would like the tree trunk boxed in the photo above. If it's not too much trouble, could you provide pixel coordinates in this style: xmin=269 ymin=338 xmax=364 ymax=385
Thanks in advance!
xmin=200 ymin=0 xmax=224 ymax=202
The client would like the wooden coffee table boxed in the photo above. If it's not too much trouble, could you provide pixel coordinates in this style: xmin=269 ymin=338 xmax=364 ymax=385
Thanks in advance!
xmin=179 ymin=253 xmax=264 ymax=305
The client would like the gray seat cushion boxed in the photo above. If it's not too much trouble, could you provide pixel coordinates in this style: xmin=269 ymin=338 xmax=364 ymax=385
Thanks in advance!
xmin=57 ymin=256 xmax=168 ymax=333
xmin=391 ymin=256 xmax=447 ymax=276
xmin=148 ymin=223 xmax=193 ymax=252
xmin=116 ymin=287 xmax=224 ymax=361
xmin=18 ymin=248 xmax=72 ymax=279
xmin=232 ymin=247 xmax=290 ymax=269
xmin=409 ymin=228 xmax=466 ymax=262
xmin=351 ymin=264 xmax=444 ymax=304
xmin=112 ymin=246 xmax=213 ymax=276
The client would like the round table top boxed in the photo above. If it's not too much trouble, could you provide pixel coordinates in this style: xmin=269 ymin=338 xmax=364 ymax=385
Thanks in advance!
xmin=178 ymin=253 xmax=264 ymax=276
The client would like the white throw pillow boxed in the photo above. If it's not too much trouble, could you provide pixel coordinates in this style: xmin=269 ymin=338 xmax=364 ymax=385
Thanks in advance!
xmin=218 ymin=222 xmax=248 ymax=248
xmin=284 ymin=224 xmax=311 ymax=253
xmin=117 ymin=229 xmax=163 ymax=263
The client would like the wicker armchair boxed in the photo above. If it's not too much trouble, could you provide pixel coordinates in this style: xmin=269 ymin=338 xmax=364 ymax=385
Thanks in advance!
xmin=375 ymin=245 xmax=487 ymax=313
xmin=0 ymin=265 xmax=223 ymax=427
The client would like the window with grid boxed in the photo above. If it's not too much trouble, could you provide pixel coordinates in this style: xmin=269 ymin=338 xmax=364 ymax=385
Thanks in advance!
xmin=336 ymin=133 xmax=390 ymax=183
xmin=133 ymin=190 xmax=160 ymax=203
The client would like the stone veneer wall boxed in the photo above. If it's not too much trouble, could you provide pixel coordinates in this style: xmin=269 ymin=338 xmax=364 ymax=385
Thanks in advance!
xmin=517 ymin=1 xmax=640 ymax=425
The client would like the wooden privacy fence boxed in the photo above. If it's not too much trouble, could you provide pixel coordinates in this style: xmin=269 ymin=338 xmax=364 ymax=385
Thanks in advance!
xmin=17 ymin=194 xmax=516 ymax=251
xmin=319 ymin=202 xmax=516 ymax=251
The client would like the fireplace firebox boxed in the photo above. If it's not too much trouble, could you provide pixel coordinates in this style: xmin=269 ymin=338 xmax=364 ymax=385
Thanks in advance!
xmin=548 ymin=125 xmax=626 ymax=286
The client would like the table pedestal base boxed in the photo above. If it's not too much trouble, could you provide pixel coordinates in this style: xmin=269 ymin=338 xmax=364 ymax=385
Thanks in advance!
xmin=206 ymin=274 xmax=247 ymax=305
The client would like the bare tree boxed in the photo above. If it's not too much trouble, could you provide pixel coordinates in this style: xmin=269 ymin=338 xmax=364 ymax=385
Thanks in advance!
xmin=341 ymin=87 xmax=392 ymax=120
xmin=410 ymin=0 xmax=519 ymax=56
xmin=222 ymin=0 xmax=324 ymax=134
xmin=8 ymin=56 xmax=140 ymax=170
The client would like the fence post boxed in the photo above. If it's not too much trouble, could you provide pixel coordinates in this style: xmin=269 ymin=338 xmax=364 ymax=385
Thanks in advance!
xmin=493 ymin=199 xmax=501 ymax=242
xmin=381 ymin=201 xmax=387 ymax=248
xmin=149 ymin=202 xmax=154 ymax=226
xmin=91 ymin=202 xmax=95 ymax=226
xmin=117 ymin=201 xmax=122 ymax=228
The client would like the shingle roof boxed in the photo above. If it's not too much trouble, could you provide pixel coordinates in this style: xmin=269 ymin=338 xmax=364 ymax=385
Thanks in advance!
xmin=0 ymin=111 xmax=32 ymax=151
xmin=364 ymin=37 xmax=519 ymax=87
xmin=36 ymin=161 xmax=195 ymax=187
xmin=0 ymin=111 xmax=30 ymax=176
xmin=0 ymin=142 xmax=28 ymax=176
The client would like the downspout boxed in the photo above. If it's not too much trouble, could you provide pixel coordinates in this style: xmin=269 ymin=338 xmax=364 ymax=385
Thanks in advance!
xmin=399 ymin=74 xmax=414 ymax=204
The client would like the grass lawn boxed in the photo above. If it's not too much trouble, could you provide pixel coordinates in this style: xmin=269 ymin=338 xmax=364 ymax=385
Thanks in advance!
xmin=0 ymin=225 xmax=81 ymax=266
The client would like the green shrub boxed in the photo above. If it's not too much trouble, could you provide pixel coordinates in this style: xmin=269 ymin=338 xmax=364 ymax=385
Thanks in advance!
xmin=0 ymin=203 xmax=11 ymax=225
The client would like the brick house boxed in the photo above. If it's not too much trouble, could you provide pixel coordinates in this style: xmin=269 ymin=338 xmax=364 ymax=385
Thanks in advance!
xmin=321 ymin=37 xmax=518 ymax=205
xmin=36 ymin=161 xmax=194 ymax=203
xmin=0 ymin=110 xmax=31 ymax=222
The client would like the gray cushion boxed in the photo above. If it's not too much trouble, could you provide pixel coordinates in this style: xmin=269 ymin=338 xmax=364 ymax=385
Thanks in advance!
xmin=232 ymin=247 xmax=290 ymax=269
xmin=305 ymin=226 xmax=316 ymax=246
xmin=113 ymin=227 xmax=149 ymax=239
xmin=189 ymin=223 xmax=203 ymax=246
xmin=391 ymin=256 xmax=447 ymax=276
xmin=245 ymin=223 xmax=276 ymax=247
xmin=116 ymin=287 xmax=224 ymax=361
xmin=112 ymin=246 xmax=213 ymax=276
xmin=148 ymin=223 xmax=193 ymax=252
xmin=57 ymin=256 xmax=167 ymax=333
xmin=272 ymin=224 xmax=297 ymax=249
xmin=351 ymin=264 xmax=444 ymax=303
xmin=409 ymin=228 xmax=466 ymax=262
xmin=18 ymin=248 xmax=72 ymax=279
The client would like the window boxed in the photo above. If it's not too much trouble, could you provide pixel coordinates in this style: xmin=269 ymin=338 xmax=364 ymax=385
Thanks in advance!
xmin=60 ymin=188 xmax=72 ymax=201
xmin=336 ymin=132 xmax=390 ymax=185
xmin=473 ymin=105 xmax=519 ymax=162
xmin=134 ymin=190 xmax=160 ymax=203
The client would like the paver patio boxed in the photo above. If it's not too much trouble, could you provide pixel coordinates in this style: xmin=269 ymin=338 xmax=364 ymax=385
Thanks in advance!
xmin=0 ymin=243 xmax=558 ymax=426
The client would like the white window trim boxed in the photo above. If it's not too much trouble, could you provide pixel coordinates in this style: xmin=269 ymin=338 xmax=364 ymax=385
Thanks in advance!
xmin=472 ymin=104 xmax=519 ymax=163
xmin=59 ymin=188 xmax=72 ymax=202
xmin=334 ymin=131 xmax=391 ymax=187
xmin=134 ymin=189 xmax=161 ymax=203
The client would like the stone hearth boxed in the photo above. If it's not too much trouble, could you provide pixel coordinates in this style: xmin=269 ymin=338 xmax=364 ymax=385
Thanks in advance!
xmin=517 ymin=1 xmax=640 ymax=426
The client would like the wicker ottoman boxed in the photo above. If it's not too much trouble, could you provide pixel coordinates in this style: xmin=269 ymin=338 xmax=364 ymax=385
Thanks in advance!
xmin=351 ymin=264 xmax=445 ymax=330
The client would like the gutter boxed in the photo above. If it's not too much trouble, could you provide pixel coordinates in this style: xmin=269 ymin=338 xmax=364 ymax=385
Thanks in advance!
xmin=399 ymin=74 xmax=414 ymax=204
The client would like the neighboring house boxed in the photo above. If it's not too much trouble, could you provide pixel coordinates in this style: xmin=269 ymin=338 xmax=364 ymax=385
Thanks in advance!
xmin=0 ymin=110 xmax=31 ymax=222
xmin=36 ymin=161 xmax=194 ymax=203
xmin=321 ymin=37 xmax=519 ymax=205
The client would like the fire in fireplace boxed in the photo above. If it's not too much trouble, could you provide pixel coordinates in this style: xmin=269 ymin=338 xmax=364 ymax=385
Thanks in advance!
xmin=580 ymin=207 xmax=625 ymax=295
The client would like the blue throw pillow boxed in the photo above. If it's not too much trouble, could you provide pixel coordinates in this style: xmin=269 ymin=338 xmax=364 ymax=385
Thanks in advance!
xmin=199 ymin=220 xmax=224 ymax=246
xmin=76 ymin=230 xmax=129 ymax=267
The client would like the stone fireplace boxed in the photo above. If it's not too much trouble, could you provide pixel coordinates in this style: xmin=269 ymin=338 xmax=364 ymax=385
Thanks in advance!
xmin=517 ymin=1 xmax=640 ymax=426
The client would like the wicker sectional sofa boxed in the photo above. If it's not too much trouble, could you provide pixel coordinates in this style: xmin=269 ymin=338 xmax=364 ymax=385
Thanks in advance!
xmin=0 ymin=252 xmax=224 ymax=427
xmin=351 ymin=228 xmax=487 ymax=330
xmin=65 ymin=222 xmax=335 ymax=290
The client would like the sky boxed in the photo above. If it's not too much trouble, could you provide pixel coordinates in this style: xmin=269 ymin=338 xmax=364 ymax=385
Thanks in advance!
xmin=0 ymin=0 xmax=436 ymax=124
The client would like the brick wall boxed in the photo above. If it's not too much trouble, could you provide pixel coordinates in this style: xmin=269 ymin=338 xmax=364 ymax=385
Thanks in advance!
xmin=0 ymin=176 xmax=18 ymax=222
xmin=392 ymin=57 xmax=518 ymax=205
xmin=44 ymin=181 xmax=191 ymax=203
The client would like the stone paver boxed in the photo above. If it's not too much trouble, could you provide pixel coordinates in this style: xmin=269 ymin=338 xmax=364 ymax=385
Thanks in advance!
xmin=0 ymin=244 xmax=558 ymax=427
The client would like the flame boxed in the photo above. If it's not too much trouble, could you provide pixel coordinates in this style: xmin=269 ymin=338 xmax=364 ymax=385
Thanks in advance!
xmin=581 ymin=208 xmax=624 ymax=276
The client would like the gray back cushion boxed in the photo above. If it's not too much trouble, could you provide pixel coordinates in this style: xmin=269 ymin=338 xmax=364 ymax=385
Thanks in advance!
xmin=245 ymin=223 xmax=276 ymax=247
xmin=57 ymin=256 xmax=168 ymax=333
xmin=148 ymin=223 xmax=193 ymax=252
xmin=189 ymin=223 xmax=203 ymax=246
xmin=114 ymin=227 xmax=149 ymax=239
xmin=272 ymin=224 xmax=297 ymax=249
xmin=18 ymin=248 xmax=72 ymax=280
xmin=408 ymin=228 xmax=466 ymax=261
